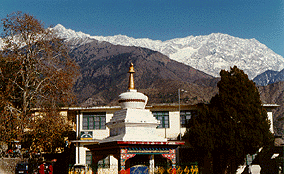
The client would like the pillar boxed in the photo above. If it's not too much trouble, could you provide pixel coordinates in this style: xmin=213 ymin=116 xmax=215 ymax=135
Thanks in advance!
xmin=92 ymin=155 xmax=105 ymax=174
xmin=162 ymin=149 xmax=177 ymax=174
xmin=149 ymin=155 xmax=155 ymax=174
xmin=266 ymin=108 xmax=274 ymax=133
xmin=120 ymin=149 xmax=136 ymax=174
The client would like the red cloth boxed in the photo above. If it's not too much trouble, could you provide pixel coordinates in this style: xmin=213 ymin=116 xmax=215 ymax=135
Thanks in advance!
xmin=120 ymin=169 xmax=127 ymax=174
xmin=172 ymin=168 xmax=176 ymax=174
xmin=39 ymin=164 xmax=45 ymax=174
xmin=48 ymin=164 xmax=53 ymax=174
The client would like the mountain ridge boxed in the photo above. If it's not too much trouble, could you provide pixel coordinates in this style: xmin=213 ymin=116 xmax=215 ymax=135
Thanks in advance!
xmin=1 ymin=24 xmax=284 ymax=135
xmin=66 ymin=39 xmax=218 ymax=106
xmin=53 ymin=24 xmax=284 ymax=79
xmin=254 ymin=69 xmax=284 ymax=86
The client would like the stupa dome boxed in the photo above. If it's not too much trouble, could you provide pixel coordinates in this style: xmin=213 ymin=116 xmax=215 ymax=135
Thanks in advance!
xmin=119 ymin=89 xmax=148 ymax=109
xmin=118 ymin=63 xmax=148 ymax=109
xmin=104 ymin=62 xmax=166 ymax=142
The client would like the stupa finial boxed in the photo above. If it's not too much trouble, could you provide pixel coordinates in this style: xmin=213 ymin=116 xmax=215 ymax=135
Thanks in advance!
xmin=128 ymin=63 xmax=135 ymax=90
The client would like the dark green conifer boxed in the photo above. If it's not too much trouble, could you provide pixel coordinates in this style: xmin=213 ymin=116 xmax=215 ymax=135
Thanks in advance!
xmin=183 ymin=66 xmax=273 ymax=174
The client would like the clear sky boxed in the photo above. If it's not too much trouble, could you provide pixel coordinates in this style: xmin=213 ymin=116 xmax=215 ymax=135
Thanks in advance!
xmin=1 ymin=0 xmax=284 ymax=57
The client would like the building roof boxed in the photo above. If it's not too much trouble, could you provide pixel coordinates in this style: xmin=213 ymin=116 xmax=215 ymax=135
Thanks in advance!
xmin=262 ymin=104 xmax=280 ymax=109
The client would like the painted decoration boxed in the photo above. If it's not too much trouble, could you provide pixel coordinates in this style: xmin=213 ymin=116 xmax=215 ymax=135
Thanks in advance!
xmin=130 ymin=165 xmax=149 ymax=174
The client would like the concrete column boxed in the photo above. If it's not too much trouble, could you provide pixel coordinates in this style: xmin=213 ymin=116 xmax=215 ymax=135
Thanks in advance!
xmin=75 ymin=143 xmax=80 ymax=164
xmin=149 ymin=155 xmax=155 ymax=174
xmin=266 ymin=108 xmax=274 ymax=133
xmin=75 ymin=111 xmax=81 ymax=164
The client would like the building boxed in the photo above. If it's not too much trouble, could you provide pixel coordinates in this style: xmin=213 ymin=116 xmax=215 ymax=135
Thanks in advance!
xmin=71 ymin=63 xmax=188 ymax=173
xmin=70 ymin=103 xmax=196 ymax=163
xmin=68 ymin=103 xmax=276 ymax=172
xmin=67 ymin=63 xmax=278 ymax=174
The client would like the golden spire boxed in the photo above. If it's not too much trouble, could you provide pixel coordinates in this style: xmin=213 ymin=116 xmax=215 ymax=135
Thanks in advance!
xmin=128 ymin=63 xmax=135 ymax=90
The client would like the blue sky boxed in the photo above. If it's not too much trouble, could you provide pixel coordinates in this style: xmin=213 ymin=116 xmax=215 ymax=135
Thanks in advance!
xmin=1 ymin=0 xmax=284 ymax=57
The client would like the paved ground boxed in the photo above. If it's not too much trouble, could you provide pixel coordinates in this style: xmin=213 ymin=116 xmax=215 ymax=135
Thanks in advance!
xmin=0 ymin=158 xmax=22 ymax=174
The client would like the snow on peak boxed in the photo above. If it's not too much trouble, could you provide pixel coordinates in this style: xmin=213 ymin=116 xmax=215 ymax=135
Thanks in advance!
xmin=52 ymin=24 xmax=284 ymax=79
xmin=53 ymin=24 xmax=95 ymax=46
xmin=53 ymin=24 xmax=66 ymax=31
xmin=53 ymin=24 xmax=91 ymax=40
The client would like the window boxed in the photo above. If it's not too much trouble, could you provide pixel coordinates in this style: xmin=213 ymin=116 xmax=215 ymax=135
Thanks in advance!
xmin=153 ymin=111 xmax=169 ymax=128
xmin=180 ymin=110 xmax=196 ymax=127
xmin=83 ymin=112 xmax=106 ymax=130
xmin=246 ymin=154 xmax=257 ymax=165
xmin=86 ymin=151 xmax=92 ymax=165
xmin=86 ymin=151 xmax=110 ymax=168
xmin=98 ymin=156 xmax=110 ymax=168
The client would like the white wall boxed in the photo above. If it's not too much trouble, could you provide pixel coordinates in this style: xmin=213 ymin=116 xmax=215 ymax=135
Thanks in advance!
xmin=75 ymin=109 xmax=188 ymax=165
xmin=76 ymin=144 xmax=89 ymax=164
xmin=155 ymin=111 xmax=185 ymax=139
xmin=266 ymin=109 xmax=274 ymax=133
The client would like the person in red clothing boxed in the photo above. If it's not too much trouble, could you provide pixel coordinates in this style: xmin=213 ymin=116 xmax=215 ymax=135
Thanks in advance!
xmin=38 ymin=163 xmax=45 ymax=174
xmin=48 ymin=164 xmax=53 ymax=174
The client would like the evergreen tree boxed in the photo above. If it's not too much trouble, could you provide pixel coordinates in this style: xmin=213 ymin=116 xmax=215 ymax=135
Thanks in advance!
xmin=183 ymin=66 xmax=273 ymax=174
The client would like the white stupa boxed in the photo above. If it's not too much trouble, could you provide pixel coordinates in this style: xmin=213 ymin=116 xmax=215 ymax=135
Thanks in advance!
xmin=102 ymin=63 xmax=167 ymax=142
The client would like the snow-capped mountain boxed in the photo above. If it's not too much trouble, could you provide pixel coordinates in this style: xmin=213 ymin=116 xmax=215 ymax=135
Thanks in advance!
xmin=53 ymin=24 xmax=284 ymax=79
xmin=52 ymin=24 xmax=96 ymax=47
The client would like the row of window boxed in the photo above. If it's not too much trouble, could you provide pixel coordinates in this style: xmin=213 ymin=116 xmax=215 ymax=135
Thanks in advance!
xmin=83 ymin=112 xmax=106 ymax=130
xmin=82 ymin=110 xmax=196 ymax=130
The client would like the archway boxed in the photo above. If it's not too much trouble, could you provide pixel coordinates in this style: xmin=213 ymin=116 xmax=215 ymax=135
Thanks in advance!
xmin=126 ymin=155 xmax=149 ymax=174
xmin=124 ymin=154 xmax=173 ymax=174
xmin=86 ymin=142 xmax=182 ymax=174
xmin=155 ymin=154 xmax=172 ymax=169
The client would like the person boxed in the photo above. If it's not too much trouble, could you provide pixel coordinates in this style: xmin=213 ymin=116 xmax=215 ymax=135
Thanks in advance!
xmin=48 ymin=164 xmax=53 ymax=174
xmin=39 ymin=162 xmax=45 ymax=174
xmin=7 ymin=149 xmax=12 ymax=157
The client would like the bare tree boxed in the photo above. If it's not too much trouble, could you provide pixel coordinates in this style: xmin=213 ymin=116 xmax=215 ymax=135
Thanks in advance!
xmin=0 ymin=12 xmax=79 ymax=147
